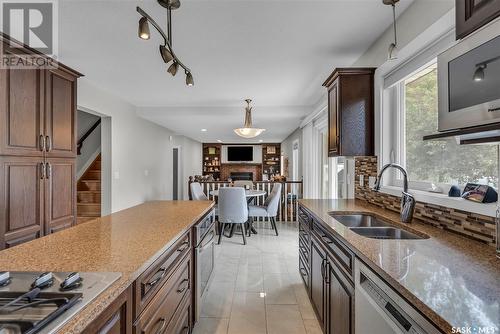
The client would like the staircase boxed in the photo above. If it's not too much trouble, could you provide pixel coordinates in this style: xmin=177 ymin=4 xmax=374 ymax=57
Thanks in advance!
xmin=77 ymin=154 xmax=101 ymax=224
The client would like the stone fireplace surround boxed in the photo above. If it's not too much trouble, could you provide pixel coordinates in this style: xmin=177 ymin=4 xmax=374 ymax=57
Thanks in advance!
xmin=220 ymin=164 xmax=262 ymax=181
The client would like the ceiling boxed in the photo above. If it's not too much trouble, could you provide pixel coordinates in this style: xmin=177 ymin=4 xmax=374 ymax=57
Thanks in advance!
xmin=59 ymin=0 xmax=413 ymax=143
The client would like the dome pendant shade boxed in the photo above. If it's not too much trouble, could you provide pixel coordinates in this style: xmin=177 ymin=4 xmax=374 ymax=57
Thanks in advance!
xmin=138 ymin=17 xmax=150 ymax=40
xmin=233 ymin=99 xmax=266 ymax=139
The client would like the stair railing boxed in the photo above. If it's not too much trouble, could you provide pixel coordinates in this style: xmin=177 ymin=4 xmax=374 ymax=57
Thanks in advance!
xmin=77 ymin=118 xmax=101 ymax=155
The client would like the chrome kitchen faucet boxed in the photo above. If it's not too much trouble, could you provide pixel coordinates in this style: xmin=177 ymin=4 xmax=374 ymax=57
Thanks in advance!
xmin=373 ymin=163 xmax=416 ymax=224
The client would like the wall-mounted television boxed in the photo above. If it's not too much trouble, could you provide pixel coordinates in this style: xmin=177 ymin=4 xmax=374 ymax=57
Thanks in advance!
xmin=227 ymin=146 xmax=253 ymax=161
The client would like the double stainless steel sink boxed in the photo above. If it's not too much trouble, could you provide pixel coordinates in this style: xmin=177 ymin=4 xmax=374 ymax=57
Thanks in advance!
xmin=329 ymin=213 xmax=427 ymax=240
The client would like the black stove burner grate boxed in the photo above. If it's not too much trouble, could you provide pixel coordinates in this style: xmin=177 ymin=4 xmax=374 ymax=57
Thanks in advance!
xmin=0 ymin=292 xmax=82 ymax=334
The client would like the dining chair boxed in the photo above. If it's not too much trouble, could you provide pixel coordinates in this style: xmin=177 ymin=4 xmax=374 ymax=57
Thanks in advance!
xmin=233 ymin=180 xmax=254 ymax=189
xmin=248 ymin=183 xmax=281 ymax=236
xmin=190 ymin=182 xmax=218 ymax=216
xmin=217 ymin=187 xmax=248 ymax=245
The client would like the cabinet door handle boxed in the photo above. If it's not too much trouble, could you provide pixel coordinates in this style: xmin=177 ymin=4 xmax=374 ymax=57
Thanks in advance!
xmin=320 ymin=258 xmax=326 ymax=279
xmin=176 ymin=278 xmax=189 ymax=293
xmin=146 ymin=267 xmax=167 ymax=287
xmin=180 ymin=326 xmax=189 ymax=334
xmin=324 ymin=261 xmax=331 ymax=284
xmin=45 ymin=163 xmax=52 ymax=179
xmin=40 ymin=162 xmax=46 ymax=179
xmin=45 ymin=135 xmax=52 ymax=152
xmin=39 ymin=135 xmax=46 ymax=152
xmin=177 ymin=241 xmax=189 ymax=253
xmin=153 ymin=317 xmax=167 ymax=334
xmin=299 ymin=267 xmax=308 ymax=277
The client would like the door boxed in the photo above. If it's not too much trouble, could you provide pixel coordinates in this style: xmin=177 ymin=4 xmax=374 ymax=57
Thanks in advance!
xmin=327 ymin=257 xmax=354 ymax=334
xmin=44 ymin=158 xmax=76 ymax=234
xmin=0 ymin=157 xmax=44 ymax=249
xmin=456 ymin=0 xmax=500 ymax=39
xmin=310 ymin=236 xmax=327 ymax=327
xmin=328 ymin=79 xmax=340 ymax=157
xmin=45 ymin=68 xmax=77 ymax=158
xmin=0 ymin=66 xmax=45 ymax=157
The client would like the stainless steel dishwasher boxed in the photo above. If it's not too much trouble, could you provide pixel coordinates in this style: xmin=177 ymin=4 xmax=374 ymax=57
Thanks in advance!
xmin=355 ymin=259 xmax=439 ymax=334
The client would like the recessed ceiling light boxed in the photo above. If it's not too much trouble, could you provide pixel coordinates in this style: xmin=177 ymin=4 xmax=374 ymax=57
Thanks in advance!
xmin=201 ymin=129 xmax=207 ymax=132
xmin=217 ymin=140 xmax=222 ymax=143
xmin=259 ymin=139 xmax=263 ymax=143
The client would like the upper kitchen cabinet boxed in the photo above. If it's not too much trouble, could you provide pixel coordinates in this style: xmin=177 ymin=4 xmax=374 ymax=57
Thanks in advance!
xmin=456 ymin=0 xmax=500 ymax=39
xmin=45 ymin=68 xmax=78 ymax=158
xmin=323 ymin=68 xmax=375 ymax=157
xmin=0 ymin=65 xmax=45 ymax=157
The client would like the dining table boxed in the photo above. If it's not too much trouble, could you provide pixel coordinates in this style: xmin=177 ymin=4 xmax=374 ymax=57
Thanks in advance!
xmin=210 ymin=188 xmax=267 ymax=235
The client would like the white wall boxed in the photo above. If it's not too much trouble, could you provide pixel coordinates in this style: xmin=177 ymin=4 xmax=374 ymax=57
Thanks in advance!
xmin=353 ymin=0 xmax=454 ymax=67
xmin=78 ymin=79 xmax=201 ymax=213
xmin=172 ymin=136 xmax=202 ymax=200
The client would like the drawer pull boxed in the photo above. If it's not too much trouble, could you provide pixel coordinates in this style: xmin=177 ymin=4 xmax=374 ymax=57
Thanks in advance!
xmin=299 ymin=268 xmax=308 ymax=277
xmin=146 ymin=267 xmax=167 ymax=287
xmin=153 ymin=317 xmax=167 ymax=334
xmin=177 ymin=241 xmax=189 ymax=253
xmin=176 ymin=278 xmax=189 ymax=293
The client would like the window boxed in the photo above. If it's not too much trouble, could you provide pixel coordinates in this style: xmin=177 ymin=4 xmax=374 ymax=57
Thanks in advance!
xmin=396 ymin=63 xmax=498 ymax=189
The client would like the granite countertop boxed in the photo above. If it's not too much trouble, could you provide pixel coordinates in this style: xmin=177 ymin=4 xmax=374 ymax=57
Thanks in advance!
xmin=0 ymin=200 xmax=214 ymax=333
xmin=299 ymin=199 xmax=499 ymax=333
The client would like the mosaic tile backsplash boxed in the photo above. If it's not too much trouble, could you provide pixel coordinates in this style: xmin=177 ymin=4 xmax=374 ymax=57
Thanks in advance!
xmin=354 ymin=156 xmax=496 ymax=246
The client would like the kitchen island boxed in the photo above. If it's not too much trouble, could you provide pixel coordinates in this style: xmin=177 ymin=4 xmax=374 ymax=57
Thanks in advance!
xmin=0 ymin=200 xmax=215 ymax=333
xmin=298 ymin=199 xmax=499 ymax=334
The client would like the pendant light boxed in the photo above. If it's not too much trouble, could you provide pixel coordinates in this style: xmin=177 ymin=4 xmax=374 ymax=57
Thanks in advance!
xmin=137 ymin=0 xmax=194 ymax=86
xmin=234 ymin=99 xmax=266 ymax=139
xmin=383 ymin=0 xmax=399 ymax=60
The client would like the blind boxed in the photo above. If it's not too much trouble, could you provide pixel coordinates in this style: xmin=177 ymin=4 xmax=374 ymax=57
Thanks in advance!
xmin=383 ymin=30 xmax=455 ymax=89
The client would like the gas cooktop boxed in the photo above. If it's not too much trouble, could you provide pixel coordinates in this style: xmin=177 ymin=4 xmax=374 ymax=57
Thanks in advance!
xmin=0 ymin=271 xmax=121 ymax=334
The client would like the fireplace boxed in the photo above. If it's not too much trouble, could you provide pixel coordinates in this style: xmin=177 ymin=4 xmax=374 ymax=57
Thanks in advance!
xmin=230 ymin=172 xmax=253 ymax=181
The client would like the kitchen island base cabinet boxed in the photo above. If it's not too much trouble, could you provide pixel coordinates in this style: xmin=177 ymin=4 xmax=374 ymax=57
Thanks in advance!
xmin=82 ymin=286 xmax=133 ymax=334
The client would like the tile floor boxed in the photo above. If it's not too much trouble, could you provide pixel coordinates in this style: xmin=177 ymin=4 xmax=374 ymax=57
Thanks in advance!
xmin=193 ymin=221 xmax=322 ymax=334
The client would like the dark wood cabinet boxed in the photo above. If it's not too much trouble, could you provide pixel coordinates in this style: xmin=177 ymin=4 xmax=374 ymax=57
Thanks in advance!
xmin=323 ymin=68 xmax=375 ymax=157
xmin=0 ymin=157 xmax=44 ymax=249
xmin=83 ymin=286 xmax=133 ymax=334
xmin=44 ymin=158 xmax=76 ymax=235
xmin=0 ymin=34 xmax=82 ymax=249
xmin=456 ymin=0 xmax=500 ymax=39
xmin=45 ymin=69 xmax=77 ymax=158
xmin=300 ymin=204 xmax=355 ymax=334
xmin=310 ymin=236 xmax=327 ymax=328
xmin=0 ymin=67 xmax=44 ymax=157
xmin=326 ymin=256 xmax=354 ymax=334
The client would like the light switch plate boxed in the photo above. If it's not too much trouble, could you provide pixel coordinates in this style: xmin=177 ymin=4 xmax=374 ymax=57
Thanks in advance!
xmin=144 ymin=169 xmax=149 ymax=176
xmin=114 ymin=171 xmax=120 ymax=180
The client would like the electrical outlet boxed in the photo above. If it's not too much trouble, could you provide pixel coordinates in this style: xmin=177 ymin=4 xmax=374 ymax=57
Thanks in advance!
xmin=114 ymin=171 xmax=120 ymax=180
xmin=368 ymin=176 xmax=376 ymax=188
xmin=359 ymin=175 xmax=364 ymax=186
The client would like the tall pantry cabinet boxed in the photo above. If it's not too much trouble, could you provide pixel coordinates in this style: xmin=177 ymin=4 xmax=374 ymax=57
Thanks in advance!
xmin=0 ymin=34 xmax=82 ymax=249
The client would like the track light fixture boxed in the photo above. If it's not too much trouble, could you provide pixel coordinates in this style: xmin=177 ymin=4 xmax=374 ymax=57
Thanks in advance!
xmin=383 ymin=0 xmax=399 ymax=60
xmin=138 ymin=17 xmax=150 ymax=40
xmin=137 ymin=1 xmax=194 ymax=86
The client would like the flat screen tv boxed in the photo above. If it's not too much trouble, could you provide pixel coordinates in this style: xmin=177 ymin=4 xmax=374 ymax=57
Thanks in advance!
xmin=227 ymin=146 xmax=253 ymax=161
